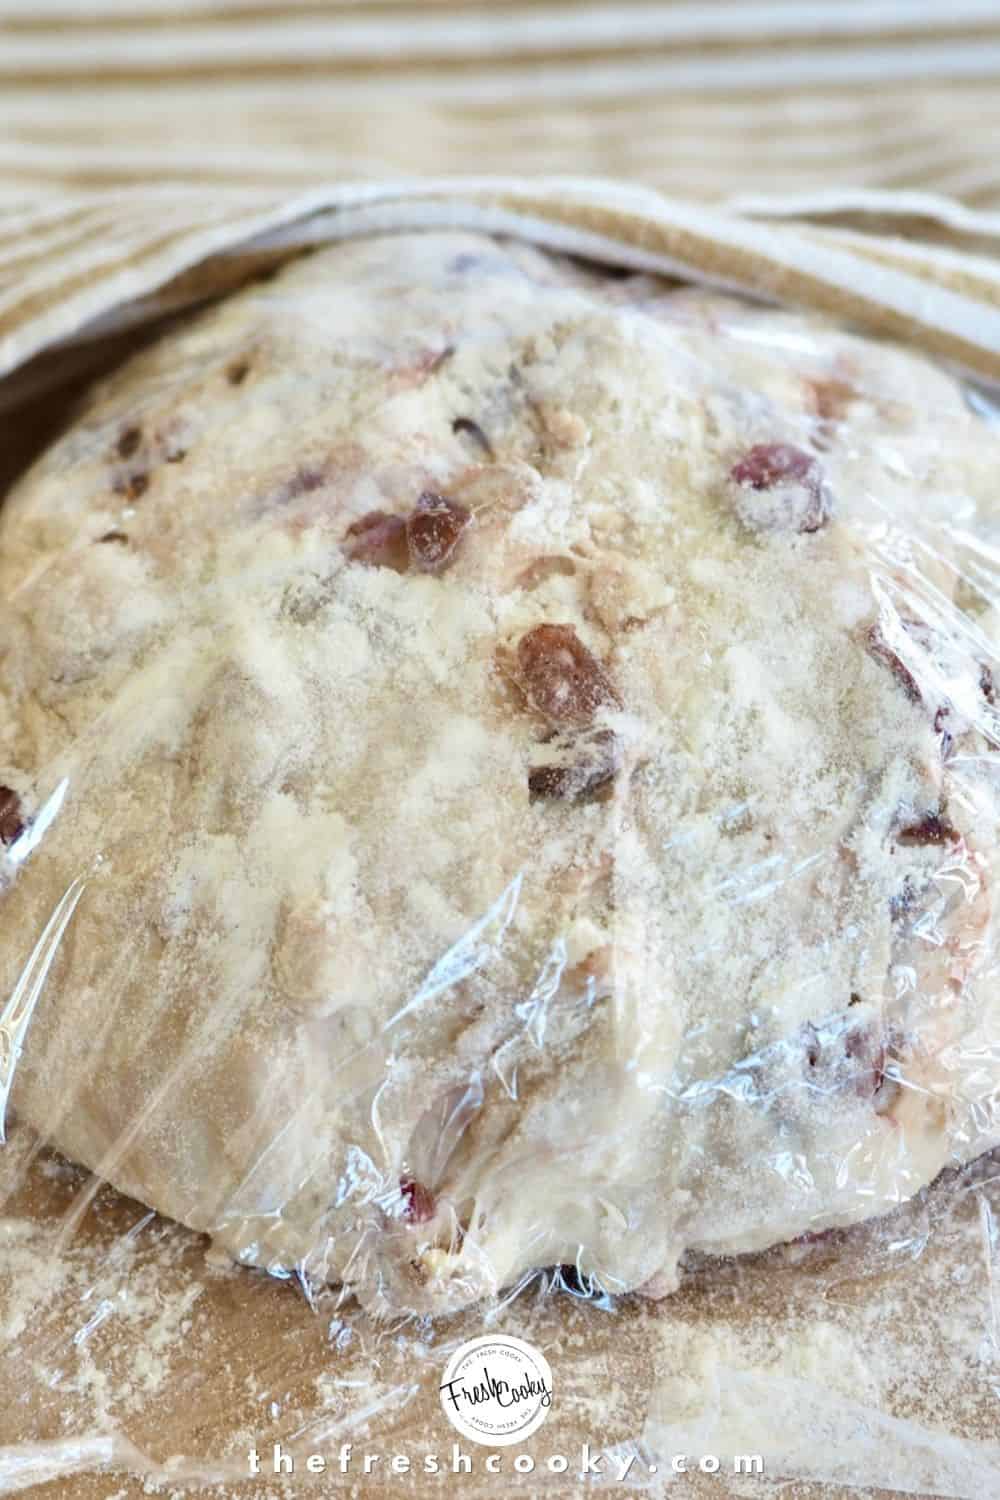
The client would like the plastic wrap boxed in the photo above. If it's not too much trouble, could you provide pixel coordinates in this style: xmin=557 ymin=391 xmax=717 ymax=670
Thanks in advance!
xmin=1 ymin=228 xmax=1000 ymax=1497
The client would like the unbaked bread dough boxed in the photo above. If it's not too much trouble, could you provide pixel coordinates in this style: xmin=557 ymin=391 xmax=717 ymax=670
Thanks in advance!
xmin=1 ymin=232 xmax=999 ymax=1315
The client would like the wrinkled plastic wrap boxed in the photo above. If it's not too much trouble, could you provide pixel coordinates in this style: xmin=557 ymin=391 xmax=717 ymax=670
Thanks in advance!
xmin=2 ymin=229 xmax=1000 ymax=1498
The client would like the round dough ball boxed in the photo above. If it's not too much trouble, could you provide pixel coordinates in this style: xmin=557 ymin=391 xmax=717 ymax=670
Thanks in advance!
xmin=2 ymin=232 xmax=999 ymax=1315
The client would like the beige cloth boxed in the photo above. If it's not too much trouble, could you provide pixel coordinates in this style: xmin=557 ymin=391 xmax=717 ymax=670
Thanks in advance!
xmin=3 ymin=1 xmax=1000 ymax=206
xmin=3 ymin=2 xmax=1000 ymax=415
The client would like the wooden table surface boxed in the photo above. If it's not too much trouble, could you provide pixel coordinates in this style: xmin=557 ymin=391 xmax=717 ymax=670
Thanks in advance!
xmin=3 ymin=1121 xmax=1000 ymax=1499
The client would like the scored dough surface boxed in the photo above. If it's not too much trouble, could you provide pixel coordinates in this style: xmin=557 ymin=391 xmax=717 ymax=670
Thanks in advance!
xmin=1 ymin=231 xmax=999 ymax=1315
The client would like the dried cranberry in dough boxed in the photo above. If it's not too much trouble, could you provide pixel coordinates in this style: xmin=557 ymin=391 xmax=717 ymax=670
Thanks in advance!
xmin=843 ymin=1022 xmax=895 ymax=1105
xmin=528 ymin=729 xmax=621 ymax=801
xmin=399 ymin=1178 xmax=436 ymax=1223
xmin=115 ymin=426 xmax=142 ymax=461
xmin=896 ymin=813 xmax=960 ymax=847
xmin=406 ymin=492 xmax=470 ymax=573
xmin=344 ymin=510 xmax=409 ymax=571
xmin=730 ymin=442 xmax=831 ymax=533
xmin=516 ymin=624 xmax=620 ymax=726
xmin=866 ymin=622 xmax=923 ymax=704
xmin=0 ymin=788 xmax=24 ymax=847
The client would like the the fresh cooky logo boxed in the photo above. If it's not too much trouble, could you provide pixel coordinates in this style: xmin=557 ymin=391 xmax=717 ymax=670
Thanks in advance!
xmin=439 ymin=1335 xmax=553 ymax=1447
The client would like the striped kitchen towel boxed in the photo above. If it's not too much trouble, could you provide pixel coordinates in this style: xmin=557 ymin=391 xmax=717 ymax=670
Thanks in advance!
xmin=3 ymin=2 xmax=1000 ymax=404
